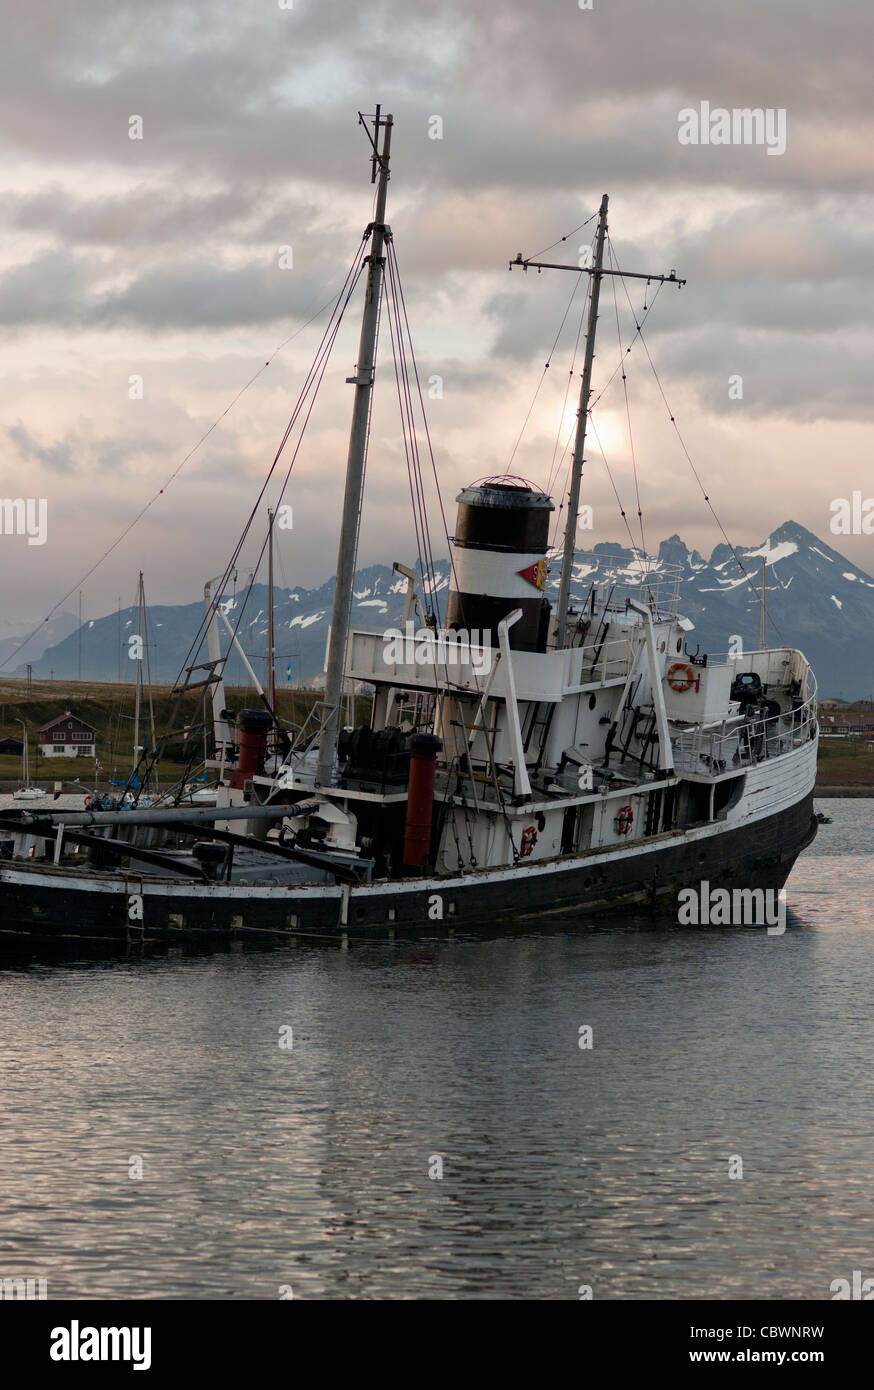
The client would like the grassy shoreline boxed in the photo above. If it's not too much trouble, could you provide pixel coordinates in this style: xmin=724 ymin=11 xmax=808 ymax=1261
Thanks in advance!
xmin=1 ymin=679 xmax=871 ymax=795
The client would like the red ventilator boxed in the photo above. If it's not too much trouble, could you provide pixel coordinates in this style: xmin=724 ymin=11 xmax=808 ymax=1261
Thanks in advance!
xmin=403 ymin=733 xmax=442 ymax=868
xmin=230 ymin=709 xmax=273 ymax=790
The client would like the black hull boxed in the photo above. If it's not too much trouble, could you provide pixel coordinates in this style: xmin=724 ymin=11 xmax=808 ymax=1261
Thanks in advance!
xmin=0 ymin=793 xmax=817 ymax=946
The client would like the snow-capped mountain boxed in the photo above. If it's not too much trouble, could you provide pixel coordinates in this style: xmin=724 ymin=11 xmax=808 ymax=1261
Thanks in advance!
xmin=560 ymin=521 xmax=874 ymax=699
xmin=16 ymin=522 xmax=873 ymax=698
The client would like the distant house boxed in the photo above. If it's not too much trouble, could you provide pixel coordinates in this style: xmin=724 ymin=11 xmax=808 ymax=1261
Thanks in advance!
xmin=37 ymin=710 xmax=98 ymax=758
xmin=819 ymin=712 xmax=874 ymax=738
xmin=0 ymin=736 xmax=23 ymax=755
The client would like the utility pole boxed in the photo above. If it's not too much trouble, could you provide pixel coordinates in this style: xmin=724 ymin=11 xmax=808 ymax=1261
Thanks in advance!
xmin=316 ymin=107 xmax=393 ymax=788
xmin=509 ymin=204 xmax=685 ymax=648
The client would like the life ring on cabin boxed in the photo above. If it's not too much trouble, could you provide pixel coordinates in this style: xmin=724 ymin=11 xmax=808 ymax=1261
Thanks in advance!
xmin=520 ymin=825 xmax=538 ymax=857
xmin=666 ymin=662 xmax=696 ymax=693
xmin=83 ymin=794 xmax=95 ymax=810
xmin=615 ymin=804 xmax=634 ymax=836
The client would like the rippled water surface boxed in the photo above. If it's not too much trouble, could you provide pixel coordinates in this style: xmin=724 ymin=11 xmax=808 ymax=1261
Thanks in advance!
xmin=1 ymin=798 xmax=872 ymax=1299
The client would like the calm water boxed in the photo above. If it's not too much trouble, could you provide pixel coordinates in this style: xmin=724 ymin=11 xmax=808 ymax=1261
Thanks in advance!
xmin=1 ymin=798 xmax=871 ymax=1300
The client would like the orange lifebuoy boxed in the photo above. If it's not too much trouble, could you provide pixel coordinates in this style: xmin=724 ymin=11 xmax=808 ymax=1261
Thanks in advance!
xmin=615 ymin=804 xmax=634 ymax=836
xmin=520 ymin=825 xmax=538 ymax=857
xmin=667 ymin=662 xmax=696 ymax=693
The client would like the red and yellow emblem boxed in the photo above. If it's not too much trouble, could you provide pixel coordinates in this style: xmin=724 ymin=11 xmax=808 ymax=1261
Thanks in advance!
xmin=517 ymin=558 xmax=548 ymax=591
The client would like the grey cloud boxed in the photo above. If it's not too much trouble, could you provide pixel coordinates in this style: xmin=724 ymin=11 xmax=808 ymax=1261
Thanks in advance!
xmin=7 ymin=422 xmax=77 ymax=474
xmin=0 ymin=0 xmax=871 ymax=618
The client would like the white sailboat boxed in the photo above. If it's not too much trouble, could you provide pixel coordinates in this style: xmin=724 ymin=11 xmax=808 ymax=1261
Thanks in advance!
xmin=13 ymin=720 xmax=42 ymax=801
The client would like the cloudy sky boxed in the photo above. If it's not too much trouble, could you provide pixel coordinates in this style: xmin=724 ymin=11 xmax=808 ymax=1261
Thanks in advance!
xmin=1 ymin=0 xmax=872 ymax=646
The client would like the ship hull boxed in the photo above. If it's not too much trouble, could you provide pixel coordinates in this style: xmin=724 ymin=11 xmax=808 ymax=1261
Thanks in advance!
xmin=0 ymin=791 xmax=816 ymax=945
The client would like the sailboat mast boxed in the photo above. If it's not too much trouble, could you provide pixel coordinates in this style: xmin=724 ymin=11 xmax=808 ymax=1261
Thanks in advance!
xmin=555 ymin=193 xmax=609 ymax=647
xmin=759 ymin=557 xmax=767 ymax=649
xmin=316 ymin=107 xmax=393 ymax=788
xmin=267 ymin=508 xmax=276 ymax=712
xmin=133 ymin=571 xmax=143 ymax=775
xmin=17 ymin=718 xmax=28 ymax=785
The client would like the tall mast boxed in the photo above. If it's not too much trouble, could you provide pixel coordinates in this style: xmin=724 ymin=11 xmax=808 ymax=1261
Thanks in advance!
xmin=759 ymin=557 xmax=767 ymax=650
xmin=316 ymin=107 xmax=393 ymax=787
xmin=509 ymin=200 xmax=685 ymax=647
xmin=133 ymin=571 xmax=144 ymax=776
xmin=266 ymin=507 xmax=276 ymax=712
xmin=555 ymin=193 xmax=608 ymax=647
xmin=17 ymin=718 xmax=28 ymax=785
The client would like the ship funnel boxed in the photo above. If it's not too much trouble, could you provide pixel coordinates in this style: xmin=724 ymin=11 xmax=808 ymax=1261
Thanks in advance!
xmin=446 ymin=478 xmax=554 ymax=652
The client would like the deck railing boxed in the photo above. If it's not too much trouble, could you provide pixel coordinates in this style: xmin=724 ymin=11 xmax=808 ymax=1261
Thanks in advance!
xmin=571 ymin=557 xmax=684 ymax=623
xmin=672 ymin=687 xmax=818 ymax=774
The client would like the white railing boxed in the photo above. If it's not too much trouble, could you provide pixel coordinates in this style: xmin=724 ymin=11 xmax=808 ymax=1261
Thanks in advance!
xmin=570 ymin=634 xmax=635 ymax=685
xmin=706 ymin=648 xmax=816 ymax=702
xmin=572 ymin=557 xmax=684 ymax=622
xmin=672 ymin=687 xmax=818 ymax=775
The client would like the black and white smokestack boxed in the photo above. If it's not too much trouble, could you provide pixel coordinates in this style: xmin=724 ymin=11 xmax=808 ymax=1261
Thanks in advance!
xmin=446 ymin=480 xmax=554 ymax=652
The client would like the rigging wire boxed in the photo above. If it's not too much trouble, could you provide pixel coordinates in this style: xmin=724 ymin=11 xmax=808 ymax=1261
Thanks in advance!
xmin=0 ymin=269 xmax=365 ymax=674
xmin=507 ymin=253 xmax=591 ymax=475
xmin=588 ymin=415 xmax=649 ymax=558
xmin=607 ymin=241 xmax=647 ymax=565
xmin=545 ymin=271 xmax=590 ymax=499
xmin=588 ymin=278 xmax=664 ymax=411
xmin=385 ymin=240 xmax=442 ymax=621
xmin=608 ymin=236 xmax=786 ymax=643
xmin=386 ymin=239 xmax=517 ymax=842
xmin=130 ymin=238 xmax=372 ymax=797
xmin=525 ymin=209 xmax=599 ymax=263
xmin=177 ymin=238 xmax=370 ymax=682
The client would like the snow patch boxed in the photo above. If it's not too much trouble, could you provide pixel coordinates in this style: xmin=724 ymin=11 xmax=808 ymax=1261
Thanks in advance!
xmin=745 ymin=539 xmax=798 ymax=565
xmin=289 ymin=612 xmax=324 ymax=630
xmin=698 ymin=573 xmax=752 ymax=593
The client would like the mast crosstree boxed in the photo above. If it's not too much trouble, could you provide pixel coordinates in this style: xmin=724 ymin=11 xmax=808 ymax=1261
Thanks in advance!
xmin=509 ymin=197 xmax=685 ymax=647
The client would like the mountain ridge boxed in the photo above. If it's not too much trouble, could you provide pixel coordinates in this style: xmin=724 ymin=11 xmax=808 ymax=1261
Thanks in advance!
xmin=13 ymin=520 xmax=872 ymax=699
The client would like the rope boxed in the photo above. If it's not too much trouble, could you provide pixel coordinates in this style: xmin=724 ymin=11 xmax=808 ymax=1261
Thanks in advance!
xmin=608 ymin=242 xmax=647 ymax=565
xmin=508 ymin=257 xmax=590 ymax=475
xmin=608 ymin=237 xmax=787 ymax=645
xmin=525 ymin=209 xmax=599 ymax=262
xmin=1 ymin=278 xmax=361 ymax=673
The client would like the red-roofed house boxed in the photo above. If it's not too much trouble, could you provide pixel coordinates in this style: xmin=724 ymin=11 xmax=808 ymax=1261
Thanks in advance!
xmin=37 ymin=711 xmax=97 ymax=758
